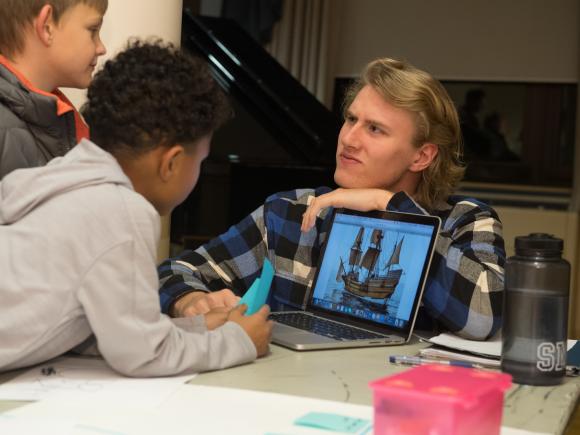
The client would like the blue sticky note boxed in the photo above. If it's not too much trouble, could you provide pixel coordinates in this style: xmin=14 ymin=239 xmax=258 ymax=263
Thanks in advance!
xmin=239 ymin=259 xmax=274 ymax=315
xmin=294 ymin=412 xmax=371 ymax=433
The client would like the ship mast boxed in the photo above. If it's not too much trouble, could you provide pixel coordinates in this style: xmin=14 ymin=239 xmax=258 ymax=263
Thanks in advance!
xmin=348 ymin=227 xmax=365 ymax=273
xmin=359 ymin=229 xmax=383 ymax=280
xmin=385 ymin=236 xmax=404 ymax=272
xmin=336 ymin=258 xmax=346 ymax=282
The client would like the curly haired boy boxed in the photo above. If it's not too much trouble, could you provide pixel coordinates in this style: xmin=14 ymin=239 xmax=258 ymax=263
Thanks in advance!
xmin=0 ymin=41 xmax=272 ymax=376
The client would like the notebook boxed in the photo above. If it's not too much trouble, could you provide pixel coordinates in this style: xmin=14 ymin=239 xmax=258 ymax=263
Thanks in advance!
xmin=271 ymin=208 xmax=441 ymax=350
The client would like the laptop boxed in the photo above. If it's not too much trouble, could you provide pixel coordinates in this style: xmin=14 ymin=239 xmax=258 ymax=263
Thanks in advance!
xmin=270 ymin=208 xmax=440 ymax=350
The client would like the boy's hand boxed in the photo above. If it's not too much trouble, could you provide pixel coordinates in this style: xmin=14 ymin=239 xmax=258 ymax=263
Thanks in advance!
xmin=204 ymin=307 xmax=231 ymax=330
xmin=171 ymin=289 xmax=240 ymax=317
xmin=301 ymin=188 xmax=394 ymax=232
xmin=228 ymin=304 xmax=273 ymax=357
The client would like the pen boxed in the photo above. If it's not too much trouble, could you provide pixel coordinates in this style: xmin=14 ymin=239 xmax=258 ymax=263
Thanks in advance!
xmin=389 ymin=355 xmax=484 ymax=369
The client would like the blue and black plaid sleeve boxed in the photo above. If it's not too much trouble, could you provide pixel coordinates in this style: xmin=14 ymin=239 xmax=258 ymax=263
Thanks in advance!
xmin=389 ymin=192 xmax=505 ymax=340
xmin=158 ymin=187 xmax=333 ymax=314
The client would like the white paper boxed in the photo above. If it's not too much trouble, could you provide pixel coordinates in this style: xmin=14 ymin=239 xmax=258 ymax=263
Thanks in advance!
xmin=0 ymin=415 xmax=76 ymax=435
xmin=6 ymin=384 xmax=552 ymax=435
xmin=427 ymin=333 xmax=577 ymax=358
xmin=7 ymin=385 xmax=374 ymax=435
xmin=0 ymin=356 xmax=196 ymax=408
xmin=419 ymin=347 xmax=501 ymax=367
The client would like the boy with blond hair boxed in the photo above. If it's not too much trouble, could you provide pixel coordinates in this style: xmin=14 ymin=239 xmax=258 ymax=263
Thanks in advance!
xmin=0 ymin=0 xmax=107 ymax=179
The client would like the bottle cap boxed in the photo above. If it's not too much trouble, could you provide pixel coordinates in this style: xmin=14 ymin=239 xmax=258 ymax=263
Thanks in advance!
xmin=515 ymin=233 xmax=563 ymax=257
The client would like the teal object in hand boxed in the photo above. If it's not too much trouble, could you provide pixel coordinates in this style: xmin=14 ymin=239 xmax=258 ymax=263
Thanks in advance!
xmin=238 ymin=258 xmax=274 ymax=315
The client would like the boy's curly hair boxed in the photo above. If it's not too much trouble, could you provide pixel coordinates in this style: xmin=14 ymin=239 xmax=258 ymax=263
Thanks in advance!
xmin=82 ymin=40 xmax=231 ymax=155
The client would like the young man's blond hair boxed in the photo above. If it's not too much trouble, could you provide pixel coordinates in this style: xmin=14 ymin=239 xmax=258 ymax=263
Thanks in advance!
xmin=343 ymin=58 xmax=465 ymax=210
xmin=0 ymin=0 xmax=108 ymax=58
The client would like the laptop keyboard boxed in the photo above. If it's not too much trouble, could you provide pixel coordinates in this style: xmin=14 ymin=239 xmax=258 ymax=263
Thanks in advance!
xmin=270 ymin=312 xmax=387 ymax=341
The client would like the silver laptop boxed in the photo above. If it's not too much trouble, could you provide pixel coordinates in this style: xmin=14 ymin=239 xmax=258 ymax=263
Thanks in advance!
xmin=270 ymin=209 xmax=440 ymax=351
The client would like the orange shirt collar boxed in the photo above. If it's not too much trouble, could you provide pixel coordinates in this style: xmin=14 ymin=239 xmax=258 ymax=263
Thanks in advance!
xmin=0 ymin=54 xmax=74 ymax=116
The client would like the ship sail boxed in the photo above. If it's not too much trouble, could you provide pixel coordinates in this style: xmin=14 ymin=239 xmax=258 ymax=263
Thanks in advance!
xmin=336 ymin=258 xmax=345 ymax=282
xmin=349 ymin=227 xmax=364 ymax=266
xmin=360 ymin=247 xmax=380 ymax=271
xmin=370 ymin=229 xmax=383 ymax=245
xmin=360 ymin=229 xmax=383 ymax=272
xmin=386 ymin=236 xmax=404 ymax=268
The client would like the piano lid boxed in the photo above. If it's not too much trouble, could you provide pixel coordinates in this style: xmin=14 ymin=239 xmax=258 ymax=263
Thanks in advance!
xmin=181 ymin=10 xmax=340 ymax=166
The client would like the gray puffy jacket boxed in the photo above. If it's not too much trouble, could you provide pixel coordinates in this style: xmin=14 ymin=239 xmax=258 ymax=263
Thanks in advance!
xmin=0 ymin=64 xmax=78 ymax=179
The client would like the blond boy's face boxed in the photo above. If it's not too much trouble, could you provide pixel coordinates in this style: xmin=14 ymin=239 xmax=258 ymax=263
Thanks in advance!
xmin=47 ymin=3 xmax=106 ymax=89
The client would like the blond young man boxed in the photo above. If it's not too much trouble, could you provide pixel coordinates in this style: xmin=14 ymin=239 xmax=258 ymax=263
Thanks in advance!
xmin=159 ymin=58 xmax=506 ymax=341
xmin=0 ymin=0 xmax=107 ymax=179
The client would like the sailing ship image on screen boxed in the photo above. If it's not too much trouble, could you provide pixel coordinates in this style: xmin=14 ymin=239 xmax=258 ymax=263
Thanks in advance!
xmin=338 ymin=227 xmax=404 ymax=300
xmin=310 ymin=212 xmax=436 ymax=328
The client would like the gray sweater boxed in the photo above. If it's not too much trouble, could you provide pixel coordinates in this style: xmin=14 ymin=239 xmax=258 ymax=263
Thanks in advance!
xmin=0 ymin=63 xmax=77 ymax=180
xmin=0 ymin=139 xmax=257 ymax=376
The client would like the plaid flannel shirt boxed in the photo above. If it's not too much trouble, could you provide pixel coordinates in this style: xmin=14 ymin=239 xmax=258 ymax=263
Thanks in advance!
xmin=158 ymin=188 xmax=505 ymax=340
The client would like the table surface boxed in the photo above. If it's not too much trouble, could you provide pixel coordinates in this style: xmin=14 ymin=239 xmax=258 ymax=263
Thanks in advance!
xmin=0 ymin=338 xmax=579 ymax=434
xmin=189 ymin=339 xmax=580 ymax=435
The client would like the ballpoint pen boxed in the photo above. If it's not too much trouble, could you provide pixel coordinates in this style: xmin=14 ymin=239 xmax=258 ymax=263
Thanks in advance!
xmin=389 ymin=355 xmax=485 ymax=369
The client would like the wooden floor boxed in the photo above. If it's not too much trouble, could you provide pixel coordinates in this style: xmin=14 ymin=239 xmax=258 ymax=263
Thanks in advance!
xmin=566 ymin=402 xmax=580 ymax=434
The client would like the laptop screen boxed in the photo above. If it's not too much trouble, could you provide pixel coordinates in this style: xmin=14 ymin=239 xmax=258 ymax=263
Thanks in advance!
xmin=310 ymin=209 xmax=439 ymax=332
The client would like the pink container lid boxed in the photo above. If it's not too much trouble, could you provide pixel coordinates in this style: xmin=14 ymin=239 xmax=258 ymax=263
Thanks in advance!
xmin=369 ymin=365 xmax=512 ymax=409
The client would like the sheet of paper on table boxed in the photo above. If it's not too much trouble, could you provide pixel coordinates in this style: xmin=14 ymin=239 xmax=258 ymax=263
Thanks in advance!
xmin=4 ymin=383 xmax=550 ymax=435
xmin=0 ymin=356 xmax=195 ymax=407
xmin=426 ymin=333 xmax=577 ymax=358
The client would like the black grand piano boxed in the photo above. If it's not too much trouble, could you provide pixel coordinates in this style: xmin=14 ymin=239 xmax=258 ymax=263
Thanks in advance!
xmin=171 ymin=10 xmax=342 ymax=248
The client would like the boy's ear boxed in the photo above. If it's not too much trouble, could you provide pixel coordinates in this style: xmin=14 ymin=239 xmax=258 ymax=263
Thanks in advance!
xmin=158 ymin=145 xmax=185 ymax=182
xmin=34 ymin=5 xmax=56 ymax=47
xmin=409 ymin=142 xmax=438 ymax=173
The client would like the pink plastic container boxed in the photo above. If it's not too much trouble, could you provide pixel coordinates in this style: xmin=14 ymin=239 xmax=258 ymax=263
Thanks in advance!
xmin=369 ymin=365 xmax=512 ymax=435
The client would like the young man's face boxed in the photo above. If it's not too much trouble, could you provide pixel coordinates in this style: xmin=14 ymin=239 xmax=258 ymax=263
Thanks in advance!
xmin=334 ymin=85 xmax=422 ymax=192
xmin=47 ymin=3 xmax=106 ymax=89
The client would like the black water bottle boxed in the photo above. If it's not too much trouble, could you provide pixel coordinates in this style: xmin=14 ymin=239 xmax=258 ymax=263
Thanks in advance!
xmin=501 ymin=233 xmax=570 ymax=385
